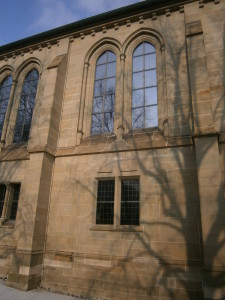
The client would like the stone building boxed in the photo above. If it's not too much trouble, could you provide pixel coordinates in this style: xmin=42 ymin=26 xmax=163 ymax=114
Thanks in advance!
xmin=0 ymin=0 xmax=224 ymax=299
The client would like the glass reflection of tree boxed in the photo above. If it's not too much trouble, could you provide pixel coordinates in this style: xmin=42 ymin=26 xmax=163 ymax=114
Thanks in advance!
xmin=0 ymin=75 xmax=12 ymax=139
xmin=91 ymin=51 xmax=116 ymax=134
xmin=13 ymin=69 xmax=39 ymax=143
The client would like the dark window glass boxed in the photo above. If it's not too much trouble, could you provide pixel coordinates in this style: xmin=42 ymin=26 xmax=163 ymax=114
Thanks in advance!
xmin=121 ymin=179 xmax=139 ymax=225
xmin=13 ymin=69 xmax=39 ymax=143
xmin=0 ymin=184 xmax=6 ymax=217
xmin=10 ymin=184 xmax=20 ymax=220
xmin=132 ymin=42 xmax=158 ymax=129
xmin=0 ymin=76 xmax=12 ymax=138
xmin=91 ymin=51 xmax=116 ymax=134
xmin=96 ymin=180 xmax=115 ymax=225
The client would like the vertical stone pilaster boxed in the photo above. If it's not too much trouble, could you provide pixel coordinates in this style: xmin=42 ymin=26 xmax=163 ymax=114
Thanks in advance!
xmin=6 ymin=152 xmax=54 ymax=291
xmin=186 ymin=20 xmax=216 ymax=135
xmin=195 ymin=136 xmax=225 ymax=299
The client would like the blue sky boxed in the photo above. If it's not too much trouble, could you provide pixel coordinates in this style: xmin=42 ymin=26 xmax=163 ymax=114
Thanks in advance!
xmin=0 ymin=0 xmax=142 ymax=46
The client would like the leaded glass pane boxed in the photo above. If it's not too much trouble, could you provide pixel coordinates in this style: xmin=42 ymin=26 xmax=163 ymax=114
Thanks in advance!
xmin=104 ymin=112 xmax=114 ymax=132
xmin=96 ymin=180 xmax=115 ymax=225
xmin=0 ymin=75 xmax=12 ymax=138
xmin=132 ymin=107 xmax=144 ymax=129
xmin=145 ymin=42 xmax=156 ymax=54
xmin=120 ymin=179 xmax=139 ymax=225
xmin=93 ymin=97 xmax=103 ymax=113
xmin=104 ymin=94 xmax=115 ymax=112
xmin=145 ymin=87 xmax=157 ymax=106
xmin=132 ymin=89 xmax=144 ymax=108
xmin=145 ymin=53 xmax=156 ymax=69
xmin=145 ymin=106 xmax=158 ymax=128
xmin=94 ymin=80 xmax=104 ymax=97
xmin=133 ymin=56 xmax=144 ymax=72
xmin=0 ymin=184 xmax=6 ymax=218
xmin=91 ymin=51 xmax=116 ymax=134
xmin=95 ymin=65 xmax=106 ymax=80
xmin=133 ymin=72 xmax=144 ymax=90
xmin=97 ymin=52 xmax=107 ymax=65
xmin=91 ymin=114 xmax=103 ymax=134
xmin=145 ymin=70 xmax=157 ymax=87
xmin=132 ymin=42 xmax=157 ymax=129
xmin=107 ymin=62 xmax=116 ymax=78
xmin=10 ymin=184 xmax=20 ymax=220
xmin=133 ymin=43 xmax=144 ymax=56
xmin=13 ymin=69 xmax=39 ymax=143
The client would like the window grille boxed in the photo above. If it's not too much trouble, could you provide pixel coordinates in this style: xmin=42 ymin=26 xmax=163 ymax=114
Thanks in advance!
xmin=0 ymin=76 xmax=12 ymax=138
xmin=121 ymin=179 xmax=139 ymax=225
xmin=91 ymin=51 xmax=116 ymax=134
xmin=0 ymin=184 xmax=6 ymax=218
xmin=13 ymin=69 xmax=39 ymax=143
xmin=132 ymin=42 xmax=158 ymax=129
xmin=96 ymin=180 xmax=115 ymax=224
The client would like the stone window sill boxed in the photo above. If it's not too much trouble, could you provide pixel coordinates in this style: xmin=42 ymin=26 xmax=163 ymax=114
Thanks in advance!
xmin=0 ymin=220 xmax=15 ymax=229
xmin=90 ymin=224 xmax=143 ymax=232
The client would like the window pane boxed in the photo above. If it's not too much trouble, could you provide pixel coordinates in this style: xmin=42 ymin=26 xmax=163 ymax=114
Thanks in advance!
xmin=94 ymin=80 xmax=104 ymax=96
xmin=132 ymin=107 xmax=144 ymax=129
xmin=145 ymin=70 xmax=157 ymax=87
xmin=133 ymin=56 xmax=144 ymax=72
xmin=145 ymin=87 xmax=157 ymax=106
xmin=0 ymin=76 xmax=12 ymax=138
xmin=22 ymin=124 xmax=31 ymax=142
xmin=132 ymin=89 xmax=144 ymax=108
xmin=105 ymin=78 xmax=115 ymax=94
xmin=91 ymin=114 xmax=103 ymax=134
xmin=93 ymin=97 xmax=103 ymax=113
xmin=13 ymin=69 xmax=39 ymax=143
xmin=107 ymin=62 xmax=116 ymax=78
xmin=104 ymin=94 xmax=115 ymax=112
xmin=0 ymin=114 xmax=5 ymax=127
xmin=145 ymin=53 xmax=156 ymax=69
xmin=96 ymin=180 xmax=115 ymax=225
xmin=95 ymin=64 xmax=106 ymax=80
xmin=145 ymin=106 xmax=158 ymax=128
xmin=145 ymin=42 xmax=155 ymax=54
xmin=0 ymin=184 xmax=6 ymax=217
xmin=121 ymin=179 xmax=139 ymax=225
xmin=104 ymin=112 xmax=114 ymax=132
xmin=133 ymin=72 xmax=144 ymax=89
xmin=10 ymin=184 xmax=21 ymax=220
xmin=92 ymin=51 xmax=116 ymax=134
xmin=107 ymin=51 xmax=116 ymax=63
xmin=133 ymin=43 xmax=144 ymax=56
xmin=97 ymin=52 xmax=107 ymax=65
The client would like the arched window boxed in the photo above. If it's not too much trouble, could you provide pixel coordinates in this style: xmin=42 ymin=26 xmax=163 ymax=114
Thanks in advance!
xmin=132 ymin=42 xmax=158 ymax=129
xmin=0 ymin=75 xmax=12 ymax=138
xmin=13 ymin=68 xmax=39 ymax=143
xmin=91 ymin=51 xmax=116 ymax=134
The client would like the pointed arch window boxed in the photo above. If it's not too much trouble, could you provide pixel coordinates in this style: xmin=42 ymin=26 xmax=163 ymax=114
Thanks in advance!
xmin=13 ymin=69 xmax=39 ymax=143
xmin=91 ymin=51 xmax=116 ymax=134
xmin=132 ymin=42 xmax=158 ymax=129
xmin=0 ymin=75 xmax=12 ymax=138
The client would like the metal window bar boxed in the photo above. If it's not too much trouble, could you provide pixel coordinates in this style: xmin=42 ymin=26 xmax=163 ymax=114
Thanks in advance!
xmin=91 ymin=51 xmax=116 ymax=134
xmin=120 ymin=179 xmax=139 ymax=225
xmin=132 ymin=42 xmax=158 ymax=129
xmin=0 ymin=76 xmax=12 ymax=138
xmin=0 ymin=184 xmax=6 ymax=218
xmin=96 ymin=180 xmax=115 ymax=225
xmin=13 ymin=69 xmax=39 ymax=143
xmin=10 ymin=184 xmax=21 ymax=220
